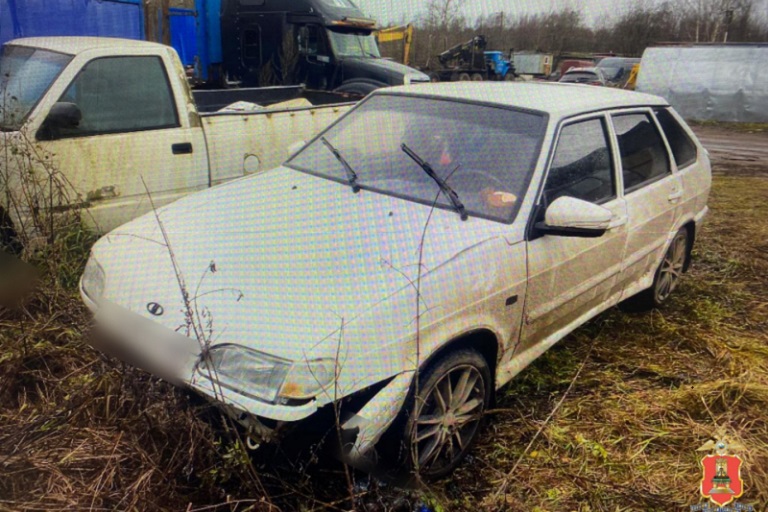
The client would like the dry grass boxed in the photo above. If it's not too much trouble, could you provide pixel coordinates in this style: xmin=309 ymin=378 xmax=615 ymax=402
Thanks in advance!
xmin=1 ymin=158 xmax=767 ymax=511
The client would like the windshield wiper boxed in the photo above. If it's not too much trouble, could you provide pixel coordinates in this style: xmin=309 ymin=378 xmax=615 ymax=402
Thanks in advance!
xmin=321 ymin=137 xmax=361 ymax=193
xmin=401 ymin=143 xmax=468 ymax=221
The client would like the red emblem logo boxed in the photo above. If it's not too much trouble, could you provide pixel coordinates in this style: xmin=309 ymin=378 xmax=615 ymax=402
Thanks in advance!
xmin=700 ymin=454 xmax=744 ymax=506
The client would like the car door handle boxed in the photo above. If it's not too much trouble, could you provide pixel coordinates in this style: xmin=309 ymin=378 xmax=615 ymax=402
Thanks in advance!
xmin=172 ymin=142 xmax=193 ymax=155
xmin=608 ymin=216 xmax=627 ymax=229
xmin=667 ymin=190 xmax=683 ymax=202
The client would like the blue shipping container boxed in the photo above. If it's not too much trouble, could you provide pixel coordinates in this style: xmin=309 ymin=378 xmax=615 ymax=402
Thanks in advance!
xmin=0 ymin=0 xmax=145 ymax=47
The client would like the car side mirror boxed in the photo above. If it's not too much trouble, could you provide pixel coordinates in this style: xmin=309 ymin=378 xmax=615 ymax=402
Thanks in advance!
xmin=37 ymin=102 xmax=82 ymax=140
xmin=535 ymin=196 xmax=611 ymax=238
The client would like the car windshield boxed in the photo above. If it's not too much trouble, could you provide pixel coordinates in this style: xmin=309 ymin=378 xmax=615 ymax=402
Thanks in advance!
xmin=287 ymin=94 xmax=547 ymax=223
xmin=0 ymin=45 xmax=72 ymax=131
xmin=596 ymin=59 xmax=625 ymax=80
xmin=327 ymin=30 xmax=380 ymax=58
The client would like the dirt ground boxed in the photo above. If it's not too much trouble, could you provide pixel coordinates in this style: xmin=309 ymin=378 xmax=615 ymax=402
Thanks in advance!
xmin=692 ymin=124 xmax=768 ymax=177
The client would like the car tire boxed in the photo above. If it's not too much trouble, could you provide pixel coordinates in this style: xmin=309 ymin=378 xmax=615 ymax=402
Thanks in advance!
xmin=396 ymin=348 xmax=491 ymax=480
xmin=458 ymin=72 xmax=472 ymax=82
xmin=333 ymin=82 xmax=379 ymax=97
xmin=428 ymin=72 xmax=440 ymax=82
xmin=620 ymin=227 xmax=689 ymax=312
xmin=471 ymin=73 xmax=484 ymax=81
xmin=0 ymin=206 xmax=22 ymax=255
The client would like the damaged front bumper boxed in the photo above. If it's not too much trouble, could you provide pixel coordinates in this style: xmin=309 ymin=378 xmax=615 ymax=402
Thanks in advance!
xmin=80 ymin=288 xmax=412 ymax=466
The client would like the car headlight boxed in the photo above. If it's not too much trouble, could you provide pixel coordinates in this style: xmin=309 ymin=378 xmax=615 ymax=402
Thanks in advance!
xmin=198 ymin=344 xmax=336 ymax=403
xmin=81 ymin=257 xmax=105 ymax=301
xmin=199 ymin=344 xmax=291 ymax=403
xmin=279 ymin=357 xmax=336 ymax=400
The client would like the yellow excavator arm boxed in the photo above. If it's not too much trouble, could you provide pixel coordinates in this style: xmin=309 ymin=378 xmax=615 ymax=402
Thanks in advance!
xmin=375 ymin=24 xmax=414 ymax=66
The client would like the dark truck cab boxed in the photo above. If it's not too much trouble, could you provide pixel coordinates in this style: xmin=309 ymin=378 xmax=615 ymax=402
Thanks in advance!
xmin=219 ymin=0 xmax=429 ymax=93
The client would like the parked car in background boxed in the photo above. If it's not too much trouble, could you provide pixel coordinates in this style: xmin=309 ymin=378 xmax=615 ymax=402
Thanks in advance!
xmin=559 ymin=67 xmax=607 ymax=86
xmin=597 ymin=57 xmax=641 ymax=86
xmin=81 ymin=82 xmax=711 ymax=480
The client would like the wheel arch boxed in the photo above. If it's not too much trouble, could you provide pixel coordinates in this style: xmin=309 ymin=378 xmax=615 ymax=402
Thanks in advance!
xmin=419 ymin=328 xmax=501 ymax=399
xmin=0 ymin=205 xmax=23 ymax=255
xmin=682 ymin=219 xmax=696 ymax=272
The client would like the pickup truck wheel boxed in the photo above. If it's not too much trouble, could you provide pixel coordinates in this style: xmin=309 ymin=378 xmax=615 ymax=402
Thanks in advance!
xmin=402 ymin=349 xmax=490 ymax=480
xmin=458 ymin=72 xmax=472 ymax=82
xmin=0 ymin=207 xmax=22 ymax=255
xmin=620 ymin=227 xmax=689 ymax=312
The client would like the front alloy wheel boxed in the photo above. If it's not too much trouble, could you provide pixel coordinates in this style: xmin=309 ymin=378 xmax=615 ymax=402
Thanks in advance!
xmin=406 ymin=349 xmax=490 ymax=479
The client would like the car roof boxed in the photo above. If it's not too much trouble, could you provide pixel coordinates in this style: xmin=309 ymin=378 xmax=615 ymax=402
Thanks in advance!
xmin=564 ymin=67 xmax=600 ymax=74
xmin=5 ymin=37 xmax=168 ymax=56
xmin=381 ymin=82 xmax=666 ymax=118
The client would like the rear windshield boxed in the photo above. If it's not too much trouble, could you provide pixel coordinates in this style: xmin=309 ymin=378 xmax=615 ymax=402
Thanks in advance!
xmin=0 ymin=45 xmax=72 ymax=131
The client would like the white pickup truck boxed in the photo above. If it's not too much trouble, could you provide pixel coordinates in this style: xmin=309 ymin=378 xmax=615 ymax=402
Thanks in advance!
xmin=0 ymin=37 xmax=354 ymax=249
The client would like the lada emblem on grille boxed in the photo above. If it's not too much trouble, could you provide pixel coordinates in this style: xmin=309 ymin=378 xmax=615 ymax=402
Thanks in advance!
xmin=147 ymin=302 xmax=165 ymax=316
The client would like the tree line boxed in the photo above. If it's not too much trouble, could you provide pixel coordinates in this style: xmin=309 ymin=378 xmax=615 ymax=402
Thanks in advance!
xmin=381 ymin=0 xmax=768 ymax=68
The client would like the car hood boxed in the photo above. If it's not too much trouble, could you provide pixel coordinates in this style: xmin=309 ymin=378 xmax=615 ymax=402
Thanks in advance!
xmin=341 ymin=57 xmax=429 ymax=85
xmin=93 ymin=167 xmax=507 ymax=361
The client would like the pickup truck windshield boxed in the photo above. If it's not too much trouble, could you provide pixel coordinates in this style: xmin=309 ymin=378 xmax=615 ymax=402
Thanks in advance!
xmin=327 ymin=30 xmax=380 ymax=58
xmin=0 ymin=46 xmax=72 ymax=131
xmin=287 ymin=94 xmax=546 ymax=223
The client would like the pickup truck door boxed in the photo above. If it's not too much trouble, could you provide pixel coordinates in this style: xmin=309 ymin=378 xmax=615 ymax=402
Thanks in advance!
xmin=35 ymin=54 xmax=208 ymax=233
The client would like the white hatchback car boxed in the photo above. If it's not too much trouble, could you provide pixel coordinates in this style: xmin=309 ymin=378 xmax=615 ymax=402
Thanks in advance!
xmin=81 ymin=82 xmax=711 ymax=478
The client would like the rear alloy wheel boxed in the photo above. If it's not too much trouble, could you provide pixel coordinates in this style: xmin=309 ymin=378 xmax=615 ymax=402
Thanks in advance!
xmin=654 ymin=228 xmax=688 ymax=303
xmin=404 ymin=349 xmax=490 ymax=479
xmin=620 ymin=227 xmax=689 ymax=312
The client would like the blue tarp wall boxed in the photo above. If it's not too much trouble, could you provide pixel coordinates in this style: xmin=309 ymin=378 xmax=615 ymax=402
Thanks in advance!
xmin=0 ymin=0 xmax=145 ymax=47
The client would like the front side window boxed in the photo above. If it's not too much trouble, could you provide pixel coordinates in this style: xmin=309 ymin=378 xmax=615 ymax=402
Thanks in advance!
xmin=56 ymin=56 xmax=178 ymax=137
xmin=0 ymin=46 xmax=72 ymax=131
xmin=543 ymin=117 xmax=615 ymax=205
xmin=654 ymin=108 xmax=697 ymax=169
xmin=287 ymin=94 xmax=546 ymax=223
xmin=320 ymin=0 xmax=360 ymax=8
xmin=613 ymin=112 xmax=671 ymax=192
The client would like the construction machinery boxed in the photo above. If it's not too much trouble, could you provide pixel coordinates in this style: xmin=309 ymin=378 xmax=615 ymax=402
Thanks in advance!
xmin=428 ymin=35 xmax=515 ymax=82
xmin=375 ymin=24 xmax=414 ymax=66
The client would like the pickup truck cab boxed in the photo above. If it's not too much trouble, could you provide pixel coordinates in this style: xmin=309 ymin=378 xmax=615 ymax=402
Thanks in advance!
xmin=0 ymin=37 xmax=354 ymax=249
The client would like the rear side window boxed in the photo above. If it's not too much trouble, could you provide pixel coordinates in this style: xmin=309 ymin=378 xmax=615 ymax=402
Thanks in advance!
xmin=654 ymin=108 xmax=698 ymax=168
xmin=56 ymin=56 xmax=178 ymax=137
xmin=543 ymin=117 xmax=616 ymax=205
xmin=613 ymin=113 xmax=671 ymax=192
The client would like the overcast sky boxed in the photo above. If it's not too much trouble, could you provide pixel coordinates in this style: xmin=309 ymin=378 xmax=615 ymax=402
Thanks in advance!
xmin=355 ymin=0 xmax=768 ymax=27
